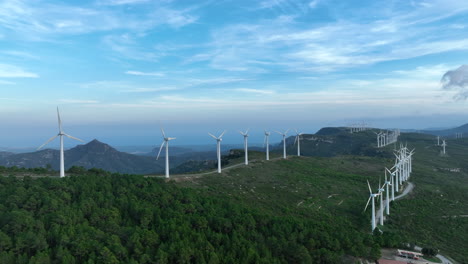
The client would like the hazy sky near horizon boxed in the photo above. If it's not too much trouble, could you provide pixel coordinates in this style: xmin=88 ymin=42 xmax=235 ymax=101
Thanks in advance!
xmin=1 ymin=0 xmax=468 ymax=147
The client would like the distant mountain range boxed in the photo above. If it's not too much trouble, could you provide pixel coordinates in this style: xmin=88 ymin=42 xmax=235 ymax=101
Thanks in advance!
xmin=1 ymin=123 xmax=466 ymax=175
xmin=417 ymin=123 xmax=468 ymax=137
xmin=0 ymin=140 xmax=165 ymax=175
xmin=0 ymin=139 xmax=246 ymax=175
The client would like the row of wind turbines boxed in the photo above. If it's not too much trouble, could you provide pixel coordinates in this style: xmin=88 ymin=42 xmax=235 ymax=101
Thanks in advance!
xmin=375 ymin=129 xmax=400 ymax=148
xmin=364 ymin=144 xmax=414 ymax=232
xmin=159 ymin=128 xmax=304 ymax=178
xmin=348 ymin=123 xmax=370 ymax=133
xmin=38 ymin=108 xmax=306 ymax=178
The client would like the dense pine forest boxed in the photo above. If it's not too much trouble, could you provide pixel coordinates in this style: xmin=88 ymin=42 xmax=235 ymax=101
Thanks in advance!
xmin=0 ymin=168 xmax=388 ymax=264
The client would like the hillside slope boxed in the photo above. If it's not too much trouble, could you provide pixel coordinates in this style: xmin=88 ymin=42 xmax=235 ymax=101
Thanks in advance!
xmin=0 ymin=140 xmax=165 ymax=175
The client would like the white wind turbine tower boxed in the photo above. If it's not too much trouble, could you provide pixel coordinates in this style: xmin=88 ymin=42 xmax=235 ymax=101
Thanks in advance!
xmin=364 ymin=180 xmax=380 ymax=231
xmin=156 ymin=127 xmax=176 ymax=179
xmin=384 ymin=170 xmax=391 ymax=215
xmin=437 ymin=136 xmax=440 ymax=146
xmin=442 ymin=139 xmax=446 ymax=154
xmin=374 ymin=132 xmax=381 ymax=148
xmin=294 ymin=129 xmax=304 ymax=156
xmin=239 ymin=129 xmax=249 ymax=165
xmin=209 ymin=131 xmax=226 ymax=173
xmin=386 ymin=167 xmax=396 ymax=201
xmin=37 ymin=107 xmax=84 ymax=178
xmin=377 ymin=179 xmax=385 ymax=226
xmin=276 ymin=129 xmax=290 ymax=159
xmin=264 ymin=130 xmax=271 ymax=161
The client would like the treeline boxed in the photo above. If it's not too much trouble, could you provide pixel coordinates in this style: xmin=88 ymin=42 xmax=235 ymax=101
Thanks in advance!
xmin=0 ymin=171 xmax=389 ymax=263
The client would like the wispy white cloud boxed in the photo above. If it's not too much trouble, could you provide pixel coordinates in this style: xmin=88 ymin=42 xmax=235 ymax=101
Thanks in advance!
xmin=2 ymin=50 xmax=39 ymax=60
xmin=0 ymin=0 xmax=197 ymax=40
xmin=189 ymin=77 xmax=252 ymax=85
xmin=125 ymin=70 xmax=165 ymax=77
xmin=0 ymin=64 xmax=38 ymax=78
xmin=308 ymin=0 xmax=320 ymax=9
xmin=59 ymin=99 xmax=99 ymax=104
xmin=78 ymin=80 xmax=178 ymax=93
xmin=234 ymin=88 xmax=275 ymax=95
xmin=201 ymin=1 xmax=468 ymax=73
xmin=120 ymin=87 xmax=178 ymax=93
xmin=102 ymin=34 xmax=159 ymax=61
xmin=97 ymin=0 xmax=151 ymax=5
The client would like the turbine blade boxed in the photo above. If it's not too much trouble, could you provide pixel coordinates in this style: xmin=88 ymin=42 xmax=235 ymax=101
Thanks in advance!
xmin=367 ymin=180 xmax=372 ymax=194
xmin=285 ymin=129 xmax=290 ymax=135
xmin=37 ymin=135 xmax=58 ymax=150
xmin=219 ymin=130 xmax=226 ymax=138
xmin=364 ymin=197 xmax=371 ymax=212
xmin=57 ymin=107 xmax=62 ymax=133
xmin=156 ymin=141 xmax=165 ymax=160
xmin=239 ymin=130 xmax=244 ymax=135
xmin=275 ymin=131 xmax=282 ymax=135
xmin=208 ymin=133 xmax=217 ymax=139
xmin=168 ymin=137 xmax=176 ymax=140
xmin=294 ymin=135 xmax=298 ymax=145
xmin=64 ymin=133 xmax=84 ymax=142
xmin=246 ymin=128 xmax=250 ymax=134
xmin=161 ymin=127 xmax=166 ymax=138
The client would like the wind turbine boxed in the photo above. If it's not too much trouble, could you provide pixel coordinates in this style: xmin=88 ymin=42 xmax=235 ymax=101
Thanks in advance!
xmin=264 ymin=130 xmax=270 ymax=161
xmin=442 ymin=139 xmax=446 ymax=154
xmin=386 ymin=167 xmax=395 ymax=201
xmin=156 ymin=127 xmax=176 ymax=179
xmin=294 ymin=129 xmax=303 ymax=156
xmin=377 ymin=178 xmax=385 ymax=226
xmin=239 ymin=129 xmax=249 ymax=165
xmin=384 ymin=170 xmax=391 ymax=215
xmin=37 ymin=107 xmax=84 ymax=178
xmin=209 ymin=131 xmax=226 ymax=173
xmin=364 ymin=180 xmax=380 ymax=231
xmin=374 ymin=132 xmax=381 ymax=148
xmin=275 ymin=129 xmax=290 ymax=159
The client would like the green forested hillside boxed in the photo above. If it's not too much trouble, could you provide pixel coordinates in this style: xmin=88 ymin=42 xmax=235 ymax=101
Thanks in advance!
xmin=384 ymin=133 xmax=468 ymax=263
xmin=0 ymin=170 xmax=383 ymax=264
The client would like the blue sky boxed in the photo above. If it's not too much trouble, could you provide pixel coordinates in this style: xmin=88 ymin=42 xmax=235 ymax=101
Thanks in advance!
xmin=1 ymin=0 xmax=468 ymax=148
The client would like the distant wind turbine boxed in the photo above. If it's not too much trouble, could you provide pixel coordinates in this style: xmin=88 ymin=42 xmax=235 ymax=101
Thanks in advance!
xmin=156 ymin=127 xmax=176 ymax=179
xmin=209 ymin=131 xmax=226 ymax=173
xmin=37 ymin=107 xmax=84 ymax=178
xmin=239 ymin=129 xmax=249 ymax=165
xmin=264 ymin=130 xmax=271 ymax=161
xmin=294 ymin=129 xmax=303 ymax=156
xmin=275 ymin=129 xmax=290 ymax=159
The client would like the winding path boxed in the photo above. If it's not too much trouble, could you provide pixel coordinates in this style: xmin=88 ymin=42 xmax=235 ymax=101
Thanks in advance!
xmin=145 ymin=156 xmax=284 ymax=180
xmin=376 ymin=182 xmax=456 ymax=264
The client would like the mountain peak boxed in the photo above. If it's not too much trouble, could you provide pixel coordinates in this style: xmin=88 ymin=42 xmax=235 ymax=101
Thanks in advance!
xmin=75 ymin=139 xmax=115 ymax=153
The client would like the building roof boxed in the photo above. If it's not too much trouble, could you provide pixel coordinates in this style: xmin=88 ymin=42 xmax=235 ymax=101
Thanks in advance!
xmin=378 ymin=259 xmax=408 ymax=264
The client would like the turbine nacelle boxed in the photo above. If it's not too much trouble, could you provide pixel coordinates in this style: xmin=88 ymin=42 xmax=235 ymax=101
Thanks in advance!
xmin=239 ymin=129 xmax=249 ymax=137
